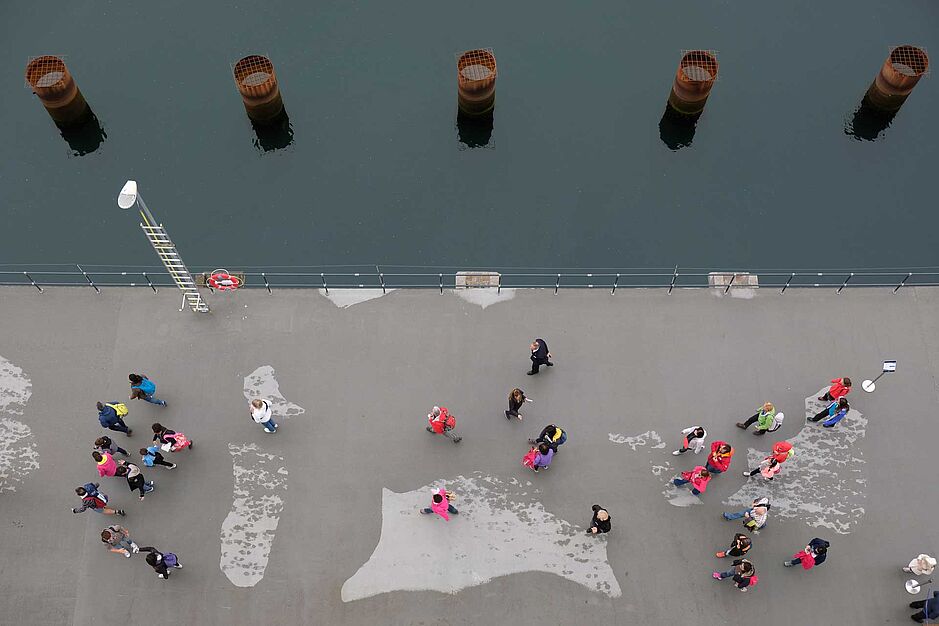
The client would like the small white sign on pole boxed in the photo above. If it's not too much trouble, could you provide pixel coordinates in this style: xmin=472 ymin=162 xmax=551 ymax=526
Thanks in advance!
xmin=883 ymin=360 xmax=897 ymax=372
xmin=863 ymin=360 xmax=897 ymax=392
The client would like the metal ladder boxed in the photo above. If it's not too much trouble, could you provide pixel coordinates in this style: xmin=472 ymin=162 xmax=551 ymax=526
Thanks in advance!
xmin=141 ymin=224 xmax=210 ymax=313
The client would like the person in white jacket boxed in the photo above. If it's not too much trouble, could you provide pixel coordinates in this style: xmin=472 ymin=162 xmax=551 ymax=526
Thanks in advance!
xmin=250 ymin=398 xmax=277 ymax=433
xmin=672 ymin=426 xmax=707 ymax=456
xmin=903 ymin=554 xmax=936 ymax=576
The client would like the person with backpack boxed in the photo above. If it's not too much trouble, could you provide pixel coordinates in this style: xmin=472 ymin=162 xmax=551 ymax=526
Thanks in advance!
xmin=672 ymin=426 xmax=707 ymax=456
xmin=722 ymin=496 xmax=770 ymax=532
xmin=128 ymin=373 xmax=167 ymax=407
xmin=115 ymin=461 xmax=154 ymax=501
xmin=138 ymin=546 xmax=183 ymax=579
xmin=586 ymin=505 xmax=612 ymax=535
xmin=529 ymin=424 xmax=567 ymax=452
xmin=783 ymin=537 xmax=830 ymax=569
xmin=712 ymin=558 xmax=757 ymax=592
xmin=809 ymin=397 xmax=850 ymax=427
xmin=97 ymin=401 xmax=132 ymax=436
xmin=100 ymin=525 xmax=138 ymax=558
xmin=250 ymin=398 xmax=278 ymax=434
xmin=530 ymin=443 xmax=554 ymax=472
xmin=93 ymin=451 xmax=118 ymax=478
xmin=140 ymin=446 xmax=176 ymax=470
xmin=715 ymin=533 xmax=751 ymax=558
xmin=527 ymin=338 xmax=553 ymax=375
xmin=419 ymin=487 xmax=459 ymax=520
xmin=151 ymin=423 xmax=193 ymax=452
xmin=672 ymin=466 xmax=711 ymax=496
xmin=706 ymin=441 xmax=734 ymax=474
xmin=818 ymin=377 xmax=852 ymax=402
xmin=72 ymin=483 xmax=124 ymax=516
xmin=505 ymin=388 xmax=532 ymax=420
xmin=94 ymin=435 xmax=128 ymax=458
xmin=909 ymin=590 xmax=939 ymax=623
xmin=426 ymin=406 xmax=462 ymax=443
xmin=736 ymin=402 xmax=781 ymax=435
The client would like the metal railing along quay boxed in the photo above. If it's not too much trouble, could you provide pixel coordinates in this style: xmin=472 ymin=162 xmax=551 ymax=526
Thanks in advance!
xmin=2 ymin=264 xmax=939 ymax=294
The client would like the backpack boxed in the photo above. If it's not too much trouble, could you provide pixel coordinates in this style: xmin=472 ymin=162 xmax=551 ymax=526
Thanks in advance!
xmin=748 ymin=574 xmax=758 ymax=587
xmin=106 ymin=403 xmax=129 ymax=417
xmin=85 ymin=494 xmax=107 ymax=508
xmin=163 ymin=552 xmax=178 ymax=567
xmin=136 ymin=378 xmax=156 ymax=395
xmin=522 ymin=448 xmax=538 ymax=469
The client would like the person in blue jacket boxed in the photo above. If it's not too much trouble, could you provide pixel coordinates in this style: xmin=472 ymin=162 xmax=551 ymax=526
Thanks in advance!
xmin=129 ymin=373 xmax=167 ymax=407
xmin=97 ymin=402 xmax=132 ymax=436
xmin=910 ymin=590 xmax=939 ymax=623
xmin=809 ymin=397 xmax=849 ymax=427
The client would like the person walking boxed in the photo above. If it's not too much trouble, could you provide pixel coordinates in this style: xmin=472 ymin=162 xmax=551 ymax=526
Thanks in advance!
xmin=672 ymin=466 xmax=711 ymax=496
xmin=250 ymin=398 xmax=278 ymax=434
xmin=128 ymin=373 xmax=167 ymax=407
xmin=531 ymin=443 xmax=554 ymax=472
xmin=93 ymin=451 xmax=118 ymax=478
xmin=138 ymin=546 xmax=183 ymax=579
xmin=115 ymin=461 xmax=155 ymax=501
xmin=140 ymin=446 xmax=176 ymax=470
xmin=426 ymin=406 xmax=462 ymax=443
xmin=672 ymin=426 xmax=707 ymax=456
xmin=100 ymin=525 xmax=138 ymax=558
xmin=909 ymin=590 xmax=939 ymax=623
xmin=94 ymin=435 xmax=128 ymax=458
xmin=706 ymin=441 xmax=734 ymax=474
xmin=736 ymin=402 xmax=781 ymax=435
xmin=72 ymin=483 xmax=124 ymax=516
xmin=809 ymin=397 xmax=850 ymax=427
xmin=712 ymin=559 xmax=757 ymax=592
xmin=722 ymin=497 xmax=770 ymax=532
xmin=529 ymin=424 xmax=567 ymax=452
xmin=783 ymin=537 xmax=830 ymax=569
xmin=151 ymin=423 xmax=193 ymax=452
xmin=716 ymin=533 xmax=752 ymax=558
xmin=903 ymin=554 xmax=937 ymax=576
xmin=505 ymin=388 xmax=532 ymax=420
xmin=586 ymin=505 xmax=612 ymax=535
xmin=527 ymin=338 xmax=553 ymax=375
xmin=97 ymin=401 xmax=132 ymax=436
xmin=818 ymin=377 xmax=852 ymax=402
xmin=419 ymin=487 xmax=458 ymax=520
xmin=743 ymin=456 xmax=781 ymax=481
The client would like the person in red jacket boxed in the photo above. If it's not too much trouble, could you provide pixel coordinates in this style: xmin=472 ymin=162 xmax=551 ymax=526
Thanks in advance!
xmin=93 ymin=451 xmax=118 ymax=477
xmin=705 ymin=442 xmax=734 ymax=475
xmin=426 ymin=406 xmax=462 ymax=443
xmin=672 ymin=467 xmax=711 ymax=496
xmin=818 ymin=377 xmax=851 ymax=402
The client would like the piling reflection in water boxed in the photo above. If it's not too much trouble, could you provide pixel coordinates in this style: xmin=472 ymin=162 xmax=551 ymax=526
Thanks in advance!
xmin=844 ymin=96 xmax=897 ymax=142
xmin=251 ymin=111 xmax=294 ymax=153
xmin=456 ymin=111 xmax=493 ymax=149
xmin=658 ymin=106 xmax=699 ymax=151
xmin=59 ymin=113 xmax=107 ymax=156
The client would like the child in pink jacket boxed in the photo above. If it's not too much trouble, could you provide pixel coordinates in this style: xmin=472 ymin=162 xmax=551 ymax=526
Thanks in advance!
xmin=93 ymin=451 xmax=117 ymax=477
xmin=672 ymin=466 xmax=711 ymax=496
xmin=420 ymin=488 xmax=459 ymax=521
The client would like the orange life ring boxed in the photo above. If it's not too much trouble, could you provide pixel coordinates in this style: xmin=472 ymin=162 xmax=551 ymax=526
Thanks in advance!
xmin=207 ymin=269 xmax=242 ymax=291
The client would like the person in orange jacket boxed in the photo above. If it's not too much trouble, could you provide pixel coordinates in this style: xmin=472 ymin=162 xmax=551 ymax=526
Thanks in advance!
xmin=818 ymin=377 xmax=851 ymax=402
xmin=672 ymin=466 xmax=711 ymax=495
xmin=705 ymin=441 xmax=734 ymax=475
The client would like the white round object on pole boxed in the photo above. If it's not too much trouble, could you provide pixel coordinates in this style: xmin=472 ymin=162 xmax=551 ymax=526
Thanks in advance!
xmin=117 ymin=180 xmax=138 ymax=209
xmin=906 ymin=579 xmax=922 ymax=594
xmin=862 ymin=380 xmax=876 ymax=392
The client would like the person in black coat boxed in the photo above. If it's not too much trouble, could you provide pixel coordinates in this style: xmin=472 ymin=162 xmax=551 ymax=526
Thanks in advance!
xmin=527 ymin=338 xmax=553 ymax=375
xmin=139 ymin=546 xmax=182 ymax=579
xmin=910 ymin=590 xmax=939 ymax=623
xmin=587 ymin=505 xmax=611 ymax=534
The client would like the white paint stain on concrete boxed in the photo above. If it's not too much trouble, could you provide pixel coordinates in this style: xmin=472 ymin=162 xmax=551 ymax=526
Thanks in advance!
xmin=662 ymin=481 xmax=704 ymax=507
xmin=0 ymin=356 xmax=37 ymax=493
xmin=219 ymin=443 xmax=288 ymax=587
xmin=608 ymin=430 xmax=666 ymax=451
xmin=341 ymin=473 xmax=621 ymax=602
xmin=723 ymin=388 xmax=867 ymax=534
xmin=454 ymin=287 xmax=516 ymax=309
xmin=319 ymin=288 xmax=394 ymax=309
xmin=243 ymin=366 xmax=305 ymax=420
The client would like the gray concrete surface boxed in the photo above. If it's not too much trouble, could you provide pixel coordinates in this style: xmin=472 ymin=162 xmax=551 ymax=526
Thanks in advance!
xmin=0 ymin=286 xmax=937 ymax=625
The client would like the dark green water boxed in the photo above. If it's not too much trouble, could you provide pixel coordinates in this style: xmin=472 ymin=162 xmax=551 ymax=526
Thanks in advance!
xmin=2 ymin=0 xmax=938 ymax=270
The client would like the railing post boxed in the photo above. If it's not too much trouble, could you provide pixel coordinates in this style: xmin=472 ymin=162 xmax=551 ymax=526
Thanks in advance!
xmin=837 ymin=272 xmax=854 ymax=294
xmin=261 ymin=272 xmax=272 ymax=294
xmin=555 ymin=273 xmax=561 ymax=295
xmin=439 ymin=273 xmax=443 ymax=295
xmin=497 ymin=274 xmax=502 ymax=294
xmin=781 ymin=272 xmax=795 ymax=294
xmin=724 ymin=273 xmax=735 ymax=295
xmin=611 ymin=273 xmax=620 ymax=295
xmin=76 ymin=264 xmax=100 ymax=294
xmin=376 ymin=265 xmax=386 ymax=294
xmin=668 ymin=265 xmax=678 ymax=295
xmin=894 ymin=272 xmax=912 ymax=293
xmin=23 ymin=272 xmax=42 ymax=293
xmin=321 ymin=273 xmax=328 ymax=294
xmin=141 ymin=272 xmax=157 ymax=293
